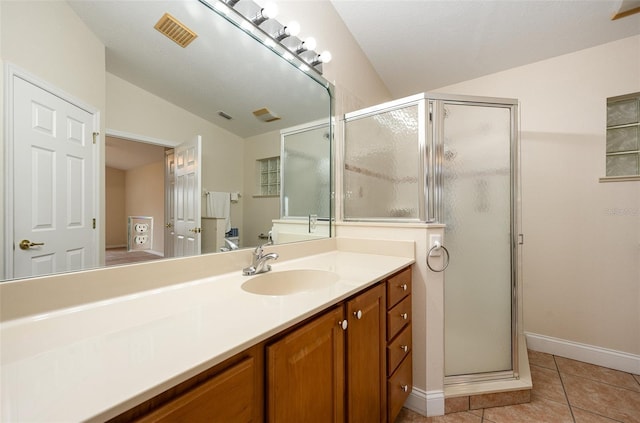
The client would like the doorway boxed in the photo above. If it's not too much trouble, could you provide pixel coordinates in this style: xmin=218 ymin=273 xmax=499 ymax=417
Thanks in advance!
xmin=105 ymin=136 xmax=166 ymax=266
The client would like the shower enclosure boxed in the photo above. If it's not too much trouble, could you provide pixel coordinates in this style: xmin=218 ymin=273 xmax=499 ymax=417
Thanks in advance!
xmin=343 ymin=93 xmax=520 ymax=384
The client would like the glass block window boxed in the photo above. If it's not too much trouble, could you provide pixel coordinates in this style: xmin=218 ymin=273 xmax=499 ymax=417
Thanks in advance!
xmin=257 ymin=156 xmax=280 ymax=195
xmin=606 ymin=93 xmax=640 ymax=177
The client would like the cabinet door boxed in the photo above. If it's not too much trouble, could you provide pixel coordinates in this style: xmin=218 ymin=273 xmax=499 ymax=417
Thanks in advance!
xmin=346 ymin=284 xmax=387 ymax=423
xmin=135 ymin=356 xmax=258 ymax=423
xmin=267 ymin=306 xmax=345 ymax=423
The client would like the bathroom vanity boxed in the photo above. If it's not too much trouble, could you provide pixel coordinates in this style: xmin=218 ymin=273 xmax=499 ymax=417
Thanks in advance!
xmin=0 ymin=238 xmax=414 ymax=422
xmin=111 ymin=267 xmax=412 ymax=422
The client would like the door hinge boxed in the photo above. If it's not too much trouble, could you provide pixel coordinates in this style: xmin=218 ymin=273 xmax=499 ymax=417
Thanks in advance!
xmin=518 ymin=234 xmax=524 ymax=245
xmin=93 ymin=218 xmax=96 ymax=229
xmin=92 ymin=132 xmax=99 ymax=144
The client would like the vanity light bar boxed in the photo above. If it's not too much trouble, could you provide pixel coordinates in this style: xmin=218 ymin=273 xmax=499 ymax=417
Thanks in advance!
xmin=201 ymin=0 xmax=331 ymax=76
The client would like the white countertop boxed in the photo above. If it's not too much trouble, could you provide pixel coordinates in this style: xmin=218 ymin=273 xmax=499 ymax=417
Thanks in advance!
xmin=1 ymin=249 xmax=413 ymax=422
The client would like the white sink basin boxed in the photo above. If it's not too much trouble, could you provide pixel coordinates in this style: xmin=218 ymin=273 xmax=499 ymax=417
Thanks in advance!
xmin=241 ymin=269 xmax=339 ymax=296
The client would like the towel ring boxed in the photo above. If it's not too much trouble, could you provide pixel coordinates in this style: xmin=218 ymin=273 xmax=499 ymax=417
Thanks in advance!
xmin=426 ymin=243 xmax=450 ymax=272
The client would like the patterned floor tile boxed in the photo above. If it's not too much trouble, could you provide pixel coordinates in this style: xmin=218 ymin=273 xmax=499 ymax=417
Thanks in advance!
xmin=562 ymin=372 xmax=640 ymax=423
xmin=530 ymin=363 xmax=567 ymax=403
xmin=482 ymin=396 xmax=573 ymax=423
xmin=528 ymin=350 xmax=557 ymax=370
xmin=572 ymin=406 xmax=625 ymax=423
xmin=556 ymin=356 xmax=640 ymax=392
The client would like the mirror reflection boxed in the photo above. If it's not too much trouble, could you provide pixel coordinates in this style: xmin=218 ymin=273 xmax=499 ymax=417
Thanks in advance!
xmin=1 ymin=0 xmax=332 ymax=281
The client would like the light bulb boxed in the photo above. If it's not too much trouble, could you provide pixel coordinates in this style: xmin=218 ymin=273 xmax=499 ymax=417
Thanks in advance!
xmin=310 ymin=50 xmax=332 ymax=67
xmin=295 ymin=37 xmax=316 ymax=54
xmin=252 ymin=2 xmax=278 ymax=25
xmin=262 ymin=2 xmax=278 ymax=19
xmin=303 ymin=37 xmax=317 ymax=51
xmin=319 ymin=50 xmax=332 ymax=64
xmin=286 ymin=21 xmax=300 ymax=37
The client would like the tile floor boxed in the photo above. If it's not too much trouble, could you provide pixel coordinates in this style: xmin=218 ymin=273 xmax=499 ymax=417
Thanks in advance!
xmin=396 ymin=350 xmax=640 ymax=423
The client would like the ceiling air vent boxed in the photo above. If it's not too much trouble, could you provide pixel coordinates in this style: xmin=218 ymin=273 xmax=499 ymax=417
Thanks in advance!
xmin=218 ymin=111 xmax=233 ymax=120
xmin=154 ymin=13 xmax=197 ymax=48
xmin=253 ymin=108 xmax=281 ymax=123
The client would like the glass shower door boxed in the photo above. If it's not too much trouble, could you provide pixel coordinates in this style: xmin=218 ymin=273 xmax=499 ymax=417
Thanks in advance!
xmin=440 ymin=101 xmax=516 ymax=379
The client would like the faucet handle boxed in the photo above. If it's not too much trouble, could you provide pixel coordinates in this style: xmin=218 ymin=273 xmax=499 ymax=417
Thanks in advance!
xmin=254 ymin=240 xmax=273 ymax=255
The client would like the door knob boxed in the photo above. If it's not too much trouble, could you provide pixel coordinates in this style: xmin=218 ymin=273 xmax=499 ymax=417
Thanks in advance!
xmin=19 ymin=240 xmax=45 ymax=250
xmin=165 ymin=223 xmax=173 ymax=228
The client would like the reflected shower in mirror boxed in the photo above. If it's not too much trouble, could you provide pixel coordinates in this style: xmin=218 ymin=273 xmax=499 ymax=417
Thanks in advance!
xmin=1 ymin=0 xmax=333 ymax=282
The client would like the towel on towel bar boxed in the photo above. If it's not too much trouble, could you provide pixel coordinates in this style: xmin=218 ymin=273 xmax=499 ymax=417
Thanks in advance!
xmin=206 ymin=191 xmax=231 ymax=232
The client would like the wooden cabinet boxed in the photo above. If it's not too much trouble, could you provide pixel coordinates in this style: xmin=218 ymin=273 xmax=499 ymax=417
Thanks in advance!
xmin=346 ymin=284 xmax=387 ymax=423
xmin=385 ymin=267 xmax=413 ymax=422
xmin=266 ymin=284 xmax=387 ymax=423
xmin=266 ymin=306 xmax=345 ymax=423
xmin=109 ymin=345 xmax=264 ymax=423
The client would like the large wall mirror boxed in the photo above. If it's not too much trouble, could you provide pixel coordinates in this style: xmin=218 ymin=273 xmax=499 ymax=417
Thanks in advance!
xmin=1 ymin=0 xmax=333 ymax=281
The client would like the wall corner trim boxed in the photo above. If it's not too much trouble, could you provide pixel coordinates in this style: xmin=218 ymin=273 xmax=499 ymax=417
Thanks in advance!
xmin=525 ymin=332 xmax=640 ymax=374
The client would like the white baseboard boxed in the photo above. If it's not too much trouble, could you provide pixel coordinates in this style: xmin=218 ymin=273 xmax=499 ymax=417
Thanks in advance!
xmin=403 ymin=387 xmax=444 ymax=417
xmin=525 ymin=332 xmax=640 ymax=374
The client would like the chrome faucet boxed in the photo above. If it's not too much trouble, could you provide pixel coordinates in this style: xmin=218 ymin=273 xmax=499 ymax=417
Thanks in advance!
xmin=242 ymin=242 xmax=279 ymax=276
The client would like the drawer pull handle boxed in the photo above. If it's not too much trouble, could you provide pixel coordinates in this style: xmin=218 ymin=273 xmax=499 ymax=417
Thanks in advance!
xmin=400 ymin=345 xmax=409 ymax=352
xmin=401 ymin=385 xmax=409 ymax=392
xmin=339 ymin=320 xmax=348 ymax=330
xmin=400 ymin=313 xmax=408 ymax=320
xmin=353 ymin=310 xmax=363 ymax=320
xmin=399 ymin=283 xmax=408 ymax=291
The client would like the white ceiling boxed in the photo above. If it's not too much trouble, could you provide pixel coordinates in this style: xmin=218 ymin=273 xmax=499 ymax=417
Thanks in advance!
xmin=331 ymin=0 xmax=640 ymax=98
xmin=68 ymin=0 xmax=329 ymax=139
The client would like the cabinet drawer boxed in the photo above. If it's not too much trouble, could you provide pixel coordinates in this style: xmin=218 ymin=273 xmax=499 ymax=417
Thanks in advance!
xmin=386 ymin=267 xmax=412 ymax=309
xmin=387 ymin=295 xmax=411 ymax=340
xmin=387 ymin=323 xmax=412 ymax=377
xmin=388 ymin=353 xmax=412 ymax=423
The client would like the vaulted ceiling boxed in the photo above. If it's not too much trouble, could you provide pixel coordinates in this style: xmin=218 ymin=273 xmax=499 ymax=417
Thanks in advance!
xmin=331 ymin=0 xmax=640 ymax=97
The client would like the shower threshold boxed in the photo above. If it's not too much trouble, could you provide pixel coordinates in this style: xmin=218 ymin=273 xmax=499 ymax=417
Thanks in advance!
xmin=443 ymin=337 xmax=532 ymax=411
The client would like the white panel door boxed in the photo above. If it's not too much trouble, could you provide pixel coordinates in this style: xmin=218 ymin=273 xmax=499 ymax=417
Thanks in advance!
xmin=173 ymin=136 xmax=201 ymax=257
xmin=12 ymin=76 xmax=97 ymax=278
xmin=164 ymin=149 xmax=176 ymax=258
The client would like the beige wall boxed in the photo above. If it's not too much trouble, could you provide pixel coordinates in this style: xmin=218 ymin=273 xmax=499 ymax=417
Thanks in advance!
xmin=0 ymin=0 xmax=106 ymax=271
xmin=105 ymin=167 xmax=127 ymax=248
xmin=106 ymin=73 xmax=245 ymax=243
xmin=436 ymin=35 xmax=640 ymax=356
xmin=125 ymin=161 xmax=165 ymax=255
xmin=243 ymin=130 xmax=281 ymax=247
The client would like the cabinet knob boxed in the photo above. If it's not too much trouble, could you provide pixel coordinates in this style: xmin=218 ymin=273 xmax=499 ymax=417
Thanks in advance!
xmin=400 ymin=313 xmax=408 ymax=320
xmin=353 ymin=310 xmax=363 ymax=320
xmin=401 ymin=384 xmax=409 ymax=393
xmin=399 ymin=283 xmax=408 ymax=291
xmin=400 ymin=345 xmax=409 ymax=353
xmin=339 ymin=320 xmax=348 ymax=330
